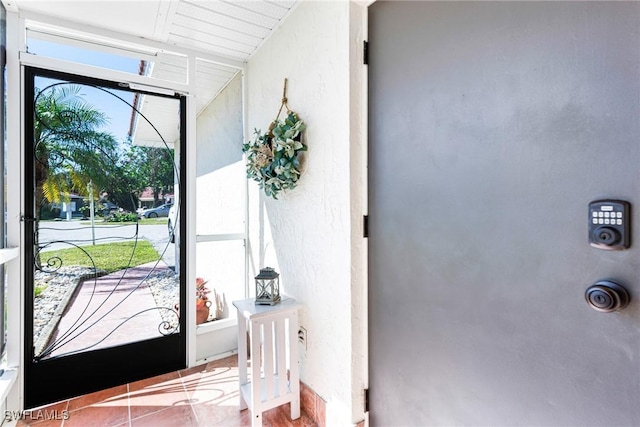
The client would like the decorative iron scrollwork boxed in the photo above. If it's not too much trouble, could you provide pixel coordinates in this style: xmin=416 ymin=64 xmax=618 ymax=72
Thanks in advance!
xmin=31 ymin=80 xmax=182 ymax=361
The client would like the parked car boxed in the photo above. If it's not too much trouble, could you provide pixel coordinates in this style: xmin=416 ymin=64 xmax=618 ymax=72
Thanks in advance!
xmin=139 ymin=203 xmax=172 ymax=218
xmin=168 ymin=204 xmax=177 ymax=243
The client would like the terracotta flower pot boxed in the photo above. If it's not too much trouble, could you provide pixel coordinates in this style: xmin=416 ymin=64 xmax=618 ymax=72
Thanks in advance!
xmin=196 ymin=300 xmax=211 ymax=324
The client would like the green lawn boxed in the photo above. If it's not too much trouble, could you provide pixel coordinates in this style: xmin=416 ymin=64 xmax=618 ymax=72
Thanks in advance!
xmin=40 ymin=241 xmax=161 ymax=274
xmin=78 ymin=217 xmax=168 ymax=226
xmin=136 ymin=217 xmax=169 ymax=225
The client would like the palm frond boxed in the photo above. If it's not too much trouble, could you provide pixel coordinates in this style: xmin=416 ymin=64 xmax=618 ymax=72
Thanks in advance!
xmin=69 ymin=170 xmax=89 ymax=196
xmin=42 ymin=174 xmax=69 ymax=203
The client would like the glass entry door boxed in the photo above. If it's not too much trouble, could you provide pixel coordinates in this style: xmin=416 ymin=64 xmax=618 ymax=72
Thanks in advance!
xmin=24 ymin=67 xmax=186 ymax=408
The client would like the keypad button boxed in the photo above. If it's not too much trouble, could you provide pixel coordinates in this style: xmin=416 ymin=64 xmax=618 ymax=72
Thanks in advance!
xmin=593 ymin=218 xmax=598 ymax=224
xmin=598 ymin=219 xmax=604 ymax=224
xmin=617 ymin=219 xmax=623 ymax=225
xmin=598 ymin=212 xmax=604 ymax=217
xmin=605 ymin=219 xmax=610 ymax=225
xmin=592 ymin=212 xmax=598 ymax=217
xmin=604 ymin=212 xmax=610 ymax=218
xmin=617 ymin=212 xmax=623 ymax=218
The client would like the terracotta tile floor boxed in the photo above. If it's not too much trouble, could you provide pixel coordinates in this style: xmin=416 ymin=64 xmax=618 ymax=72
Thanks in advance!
xmin=16 ymin=355 xmax=316 ymax=427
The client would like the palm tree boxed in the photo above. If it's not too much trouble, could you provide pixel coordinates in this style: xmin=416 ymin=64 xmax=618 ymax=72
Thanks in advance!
xmin=34 ymin=83 xmax=119 ymax=214
xmin=33 ymin=83 xmax=119 ymax=249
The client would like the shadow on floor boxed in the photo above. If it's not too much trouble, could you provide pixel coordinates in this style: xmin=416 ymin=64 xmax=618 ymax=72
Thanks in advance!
xmin=16 ymin=355 xmax=317 ymax=427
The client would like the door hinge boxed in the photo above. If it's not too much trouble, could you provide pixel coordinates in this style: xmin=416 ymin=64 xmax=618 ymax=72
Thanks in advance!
xmin=364 ymin=388 xmax=369 ymax=412
xmin=363 ymin=215 xmax=369 ymax=238
xmin=363 ymin=40 xmax=369 ymax=65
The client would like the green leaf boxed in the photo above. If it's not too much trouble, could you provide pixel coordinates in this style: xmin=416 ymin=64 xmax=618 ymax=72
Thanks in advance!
xmin=245 ymin=111 xmax=306 ymax=199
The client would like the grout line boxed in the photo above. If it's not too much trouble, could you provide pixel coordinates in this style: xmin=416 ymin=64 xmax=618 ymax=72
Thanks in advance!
xmin=178 ymin=368 xmax=200 ymax=425
xmin=60 ymin=399 xmax=69 ymax=427
xmin=59 ymin=399 xmax=69 ymax=427
xmin=126 ymin=383 xmax=132 ymax=427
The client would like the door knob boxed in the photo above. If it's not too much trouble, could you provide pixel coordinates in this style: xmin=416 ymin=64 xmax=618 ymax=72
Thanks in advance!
xmin=585 ymin=280 xmax=630 ymax=313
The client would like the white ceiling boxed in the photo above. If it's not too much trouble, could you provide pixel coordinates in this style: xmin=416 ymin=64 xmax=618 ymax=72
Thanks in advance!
xmin=7 ymin=0 xmax=298 ymax=146
xmin=7 ymin=0 xmax=297 ymax=62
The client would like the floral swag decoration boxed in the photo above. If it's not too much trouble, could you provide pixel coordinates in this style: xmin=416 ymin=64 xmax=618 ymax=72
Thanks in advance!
xmin=243 ymin=79 xmax=307 ymax=199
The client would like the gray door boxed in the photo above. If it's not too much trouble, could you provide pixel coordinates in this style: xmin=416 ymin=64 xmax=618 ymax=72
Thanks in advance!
xmin=368 ymin=2 xmax=640 ymax=426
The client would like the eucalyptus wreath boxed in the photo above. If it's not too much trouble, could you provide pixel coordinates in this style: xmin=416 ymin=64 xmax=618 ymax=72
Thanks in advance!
xmin=243 ymin=111 xmax=307 ymax=199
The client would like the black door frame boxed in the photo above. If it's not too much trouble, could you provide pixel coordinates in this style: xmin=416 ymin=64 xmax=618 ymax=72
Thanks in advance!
xmin=23 ymin=66 xmax=187 ymax=409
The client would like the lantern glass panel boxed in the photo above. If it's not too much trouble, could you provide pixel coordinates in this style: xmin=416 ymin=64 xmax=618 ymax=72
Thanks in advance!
xmin=255 ymin=267 xmax=281 ymax=305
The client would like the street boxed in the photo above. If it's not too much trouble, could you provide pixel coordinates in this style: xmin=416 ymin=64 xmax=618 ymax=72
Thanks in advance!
xmin=37 ymin=219 xmax=176 ymax=268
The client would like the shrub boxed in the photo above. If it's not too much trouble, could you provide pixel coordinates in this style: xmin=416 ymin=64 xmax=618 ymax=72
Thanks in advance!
xmin=107 ymin=212 xmax=138 ymax=222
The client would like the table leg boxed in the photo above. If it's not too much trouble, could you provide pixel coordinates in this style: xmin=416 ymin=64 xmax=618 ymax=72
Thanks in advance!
xmin=251 ymin=319 xmax=263 ymax=427
xmin=237 ymin=310 xmax=248 ymax=411
xmin=289 ymin=311 xmax=300 ymax=420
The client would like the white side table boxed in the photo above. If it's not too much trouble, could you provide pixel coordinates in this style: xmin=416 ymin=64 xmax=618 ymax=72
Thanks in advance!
xmin=233 ymin=297 xmax=302 ymax=427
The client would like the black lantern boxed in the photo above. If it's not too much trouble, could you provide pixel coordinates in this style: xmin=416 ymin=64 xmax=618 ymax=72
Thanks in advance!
xmin=255 ymin=267 xmax=281 ymax=305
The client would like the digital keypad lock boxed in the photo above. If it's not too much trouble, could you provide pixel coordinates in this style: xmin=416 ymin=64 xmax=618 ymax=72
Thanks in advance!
xmin=589 ymin=200 xmax=630 ymax=250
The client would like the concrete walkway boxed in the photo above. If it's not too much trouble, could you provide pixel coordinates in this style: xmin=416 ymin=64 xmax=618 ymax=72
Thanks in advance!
xmin=46 ymin=261 xmax=174 ymax=358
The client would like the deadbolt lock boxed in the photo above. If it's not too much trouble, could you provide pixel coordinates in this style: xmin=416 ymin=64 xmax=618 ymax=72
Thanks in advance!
xmin=585 ymin=280 xmax=630 ymax=313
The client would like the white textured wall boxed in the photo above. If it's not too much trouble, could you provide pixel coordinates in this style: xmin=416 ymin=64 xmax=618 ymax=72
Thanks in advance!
xmin=246 ymin=1 xmax=367 ymax=424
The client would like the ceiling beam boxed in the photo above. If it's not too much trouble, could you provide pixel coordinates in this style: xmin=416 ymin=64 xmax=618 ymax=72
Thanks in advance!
xmin=20 ymin=52 xmax=191 ymax=95
xmin=20 ymin=9 xmax=245 ymax=71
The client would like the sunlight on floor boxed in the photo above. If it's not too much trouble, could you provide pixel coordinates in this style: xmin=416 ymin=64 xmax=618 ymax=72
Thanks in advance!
xmin=16 ymin=355 xmax=317 ymax=427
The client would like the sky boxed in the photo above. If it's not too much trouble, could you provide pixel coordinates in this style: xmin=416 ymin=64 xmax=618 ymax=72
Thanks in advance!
xmin=28 ymin=38 xmax=141 ymax=143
